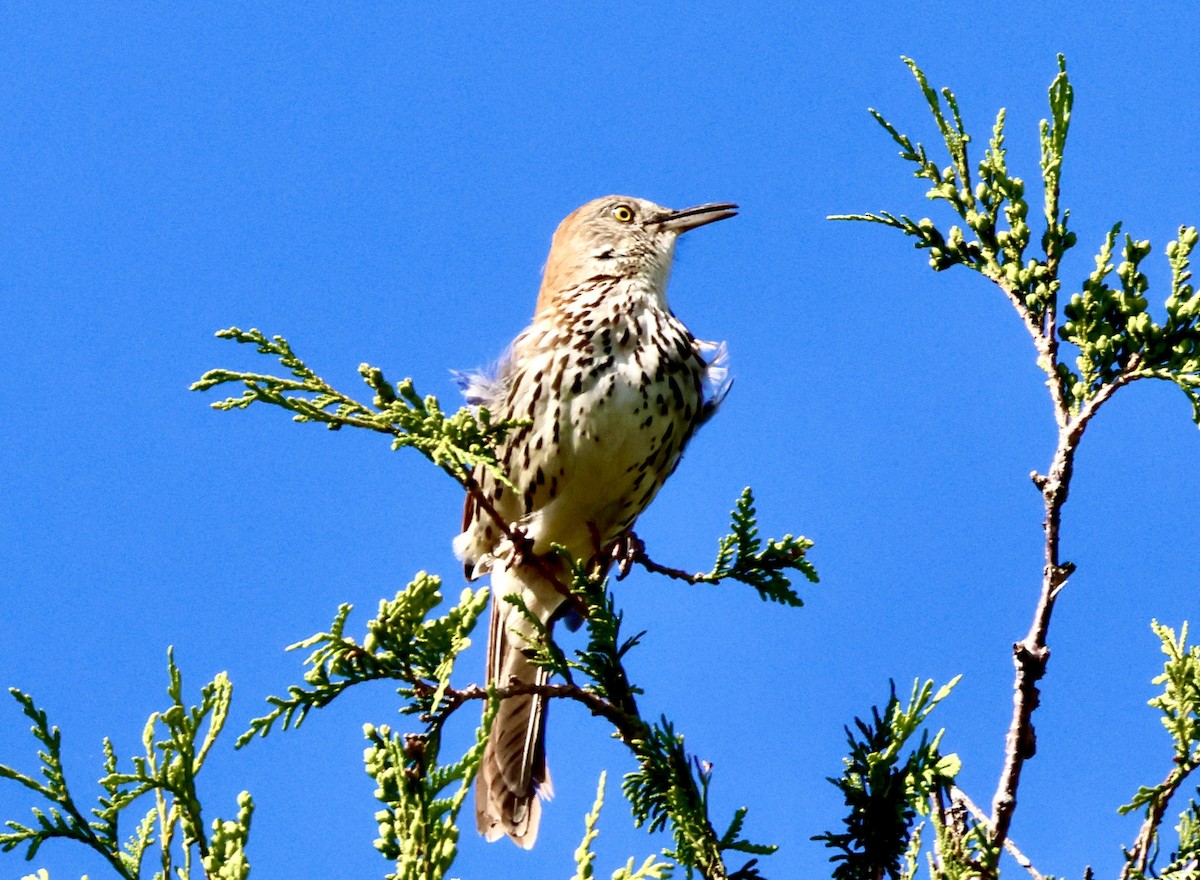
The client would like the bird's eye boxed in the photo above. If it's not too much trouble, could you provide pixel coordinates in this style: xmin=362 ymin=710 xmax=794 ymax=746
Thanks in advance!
xmin=611 ymin=205 xmax=635 ymax=223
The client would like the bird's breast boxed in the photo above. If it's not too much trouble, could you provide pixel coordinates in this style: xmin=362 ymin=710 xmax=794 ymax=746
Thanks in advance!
xmin=494 ymin=295 xmax=706 ymax=555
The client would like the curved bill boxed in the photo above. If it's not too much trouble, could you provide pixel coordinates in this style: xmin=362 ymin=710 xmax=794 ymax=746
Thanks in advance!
xmin=655 ymin=202 xmax=739 ymax=233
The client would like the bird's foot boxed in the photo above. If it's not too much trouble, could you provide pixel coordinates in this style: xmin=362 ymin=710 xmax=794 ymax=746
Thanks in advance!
xmin=611 ymin=531 xmax=646 ymax=580
xmin=503 ymin=526 xmax=538 ymax=570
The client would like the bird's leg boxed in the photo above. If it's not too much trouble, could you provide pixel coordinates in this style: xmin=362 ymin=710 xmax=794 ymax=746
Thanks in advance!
xmin=503 ymin=524 xmax=539 ymax=570
xmin=585 ymin=522 xmax=606 ymax=562
xmin=505 ymin=524 xmax=589 ymax=617
xmin=576 ymin=526 xmax=641 ymax=581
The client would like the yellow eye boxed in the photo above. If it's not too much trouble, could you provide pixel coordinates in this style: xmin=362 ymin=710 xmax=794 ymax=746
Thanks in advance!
xmin=611 ymin=204 xmax=634 ymax=223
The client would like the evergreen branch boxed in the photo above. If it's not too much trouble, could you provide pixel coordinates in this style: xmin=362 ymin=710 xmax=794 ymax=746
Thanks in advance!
xmin=622 ymin=717 xmax=773 ymax=880
xmin=191 ymin=326 xmax=527 ymax=486
xmin=1040 ymin=55 xmax=1073 ymax=252
xmin=0 ymin=690 xmax=137 ymax=878
xmin=571 ymin=773 xmax=674 ymax=880
xmin=0 ymin=654 xmax=250 ymax=878
xmin=462 ymin=560 xmax=779 ymax=879
xmin=367 ymin=698 xmax=496 ymax=880
xmin=238 ymin=575 xmax=488 ymax=747
xmin=197 ymin=328 xmax=818 ymax=608
xmin=626 ymin=488 xmax=817 ymax=607
xmin=1120 ymin=622 xmax=1200 ymax=880
xmin=221 ymin=529 xmax=785 ymax=880
xmin=827 ymin=212 xmax=925 ymax=233
xmin=839 ymin=54 xmax=1200 ymax=869
xmin=901 ymin=56 xmax=973 ymax=211
xmin=814 ymin=678 xmax=963 ymax=880
xmin=194 ymin=327 xmax=576 ymax=598
xmin=927 ymin=787 xmax=996 ymax=880
xmin=203 ymin=791 xmax=254 ymax=880
xmin=1154 ymin=799 xmax=1200 ymax=880
xmin=572 ymin=773 xmax=607 ymax=880
xmin=558 ymin=563 xmax=777 ymax=879
xmin=866 ymin=107 xmax=934 ymax=177
xmin=197 ymin=331 xmax=812 ymax=878
xmin=236 ymin=563 xmax=765 ymax=877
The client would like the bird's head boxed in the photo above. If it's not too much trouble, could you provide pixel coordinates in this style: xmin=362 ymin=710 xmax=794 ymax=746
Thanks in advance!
xmin=536 ymin=196 xmax=737 ymax=314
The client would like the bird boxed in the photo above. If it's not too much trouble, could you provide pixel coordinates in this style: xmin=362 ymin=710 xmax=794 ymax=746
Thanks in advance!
xmin=453 ymin=195 xmax=736 ymax=849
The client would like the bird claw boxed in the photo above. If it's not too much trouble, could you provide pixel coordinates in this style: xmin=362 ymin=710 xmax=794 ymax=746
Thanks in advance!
xmin=503 ymin=526 xmax=538 ymax=569
xmin=612 ymin=532 xmax=645 ymax=580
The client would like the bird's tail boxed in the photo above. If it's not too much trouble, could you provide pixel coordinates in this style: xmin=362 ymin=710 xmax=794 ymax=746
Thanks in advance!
xmin=475 ymin=562 xmax=561 ymax=849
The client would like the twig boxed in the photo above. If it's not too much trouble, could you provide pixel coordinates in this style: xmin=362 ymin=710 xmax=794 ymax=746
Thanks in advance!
xmin=950 ymin=785 xmax=1043 ymax=880
xmin=618 ymin=533 xmax=711 ymax=584
xmin=621 ymin=530 xmax=807 ymax=588
xmin=423 ymin=681 xmax=644 ymax=748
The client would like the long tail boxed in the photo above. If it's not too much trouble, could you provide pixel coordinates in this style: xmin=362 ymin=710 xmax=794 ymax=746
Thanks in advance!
xmin=475 ymin=563 xmax=561 ymax=848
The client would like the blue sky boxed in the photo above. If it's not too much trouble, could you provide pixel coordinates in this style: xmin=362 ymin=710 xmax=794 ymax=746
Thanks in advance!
xmin=3 ymin=4 xmax=1198 ymax=878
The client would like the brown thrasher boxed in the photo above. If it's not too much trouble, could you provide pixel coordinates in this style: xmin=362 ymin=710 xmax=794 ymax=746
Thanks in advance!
xmin=453 ymin=195 xmax=736 ymax=848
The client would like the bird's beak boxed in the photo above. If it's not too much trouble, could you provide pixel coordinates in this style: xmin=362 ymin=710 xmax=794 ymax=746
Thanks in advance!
xmin=655 ymin=202 xmax=739 ymax=233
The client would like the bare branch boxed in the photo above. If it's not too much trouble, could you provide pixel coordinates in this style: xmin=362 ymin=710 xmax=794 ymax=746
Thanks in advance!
xmin=990 ymin=360 xmax=1142 ymax=850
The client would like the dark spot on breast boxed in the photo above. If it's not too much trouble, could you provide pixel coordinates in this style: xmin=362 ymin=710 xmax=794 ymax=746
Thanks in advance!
xmin=667 ymin=376 xmax=684 ymax=408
